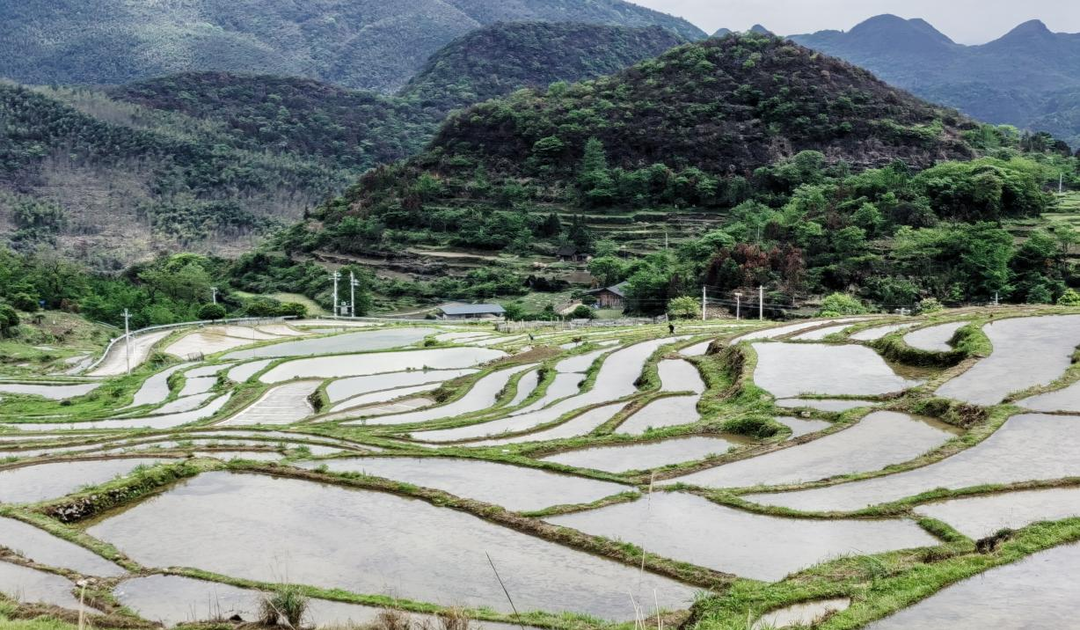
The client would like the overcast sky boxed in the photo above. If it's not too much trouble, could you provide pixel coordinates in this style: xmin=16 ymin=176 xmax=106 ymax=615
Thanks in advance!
xmin=628 ymin=0 xmax=1080 ymax=44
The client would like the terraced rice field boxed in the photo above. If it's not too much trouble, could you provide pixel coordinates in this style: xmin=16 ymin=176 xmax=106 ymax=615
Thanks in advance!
xmin=2 ymin=309 xmax=1080 ymax=629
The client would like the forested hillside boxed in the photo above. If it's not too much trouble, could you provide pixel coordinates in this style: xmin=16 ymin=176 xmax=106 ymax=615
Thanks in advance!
xmin=0 ymin=0 xmax=703 ymax=93
xmin=400 ymin=22 xmax=686 ymax=112
xmin=0 ymin=82 xmax=351 ymax=269
xmin=264 ymin=34 xmax=1079 ymax=314
xmin=792 ymin=16 xmax=1080 ymax=147
xmin=110 ymin=73 xmax=437 ymax=171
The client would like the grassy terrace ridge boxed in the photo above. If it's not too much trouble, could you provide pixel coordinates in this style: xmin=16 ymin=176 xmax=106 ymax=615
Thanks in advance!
xmin=3 ymin=309 xmax=1080 ymax=629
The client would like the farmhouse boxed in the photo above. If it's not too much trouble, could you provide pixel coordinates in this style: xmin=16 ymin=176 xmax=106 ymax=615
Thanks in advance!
xmin=586 ymin=282 xmax=628 ymax=309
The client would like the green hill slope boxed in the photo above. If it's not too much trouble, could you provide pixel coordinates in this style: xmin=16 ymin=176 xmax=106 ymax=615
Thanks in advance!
xmin=0 ymin=0 xmax=703 ymax=92
xmin=400 ymin=22 xmax=687 ymax=112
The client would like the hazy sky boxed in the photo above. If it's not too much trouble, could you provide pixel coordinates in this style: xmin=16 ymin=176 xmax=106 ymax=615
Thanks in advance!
xmin=628 ymin=0 xmax=1080 ymax=44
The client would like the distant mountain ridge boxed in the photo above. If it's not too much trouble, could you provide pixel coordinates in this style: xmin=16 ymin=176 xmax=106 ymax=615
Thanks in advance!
xmin=791 ymin=15 xmax=1080 ymax=146
xmin=0 ymin=0 xmax=703 ymax=93
xmin=400 ymin=22 xmax=687 ymax=112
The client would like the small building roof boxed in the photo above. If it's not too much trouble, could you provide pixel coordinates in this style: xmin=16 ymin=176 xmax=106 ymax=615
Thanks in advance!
xmin=438 ymin=303 xmax=506 ymax=316
xmin=556 ymin=245 xmax=580 ymax=256
xmin=588 ymin=281 xmax=628 ymax=298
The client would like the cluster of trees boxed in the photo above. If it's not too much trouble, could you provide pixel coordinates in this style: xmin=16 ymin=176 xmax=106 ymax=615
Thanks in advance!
xmin=0 ymin=248 xmax=323 ymax=332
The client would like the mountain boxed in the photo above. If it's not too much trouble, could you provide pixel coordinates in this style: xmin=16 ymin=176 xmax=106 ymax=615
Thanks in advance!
xmin=110 ymin=73 xmax=437 ymax=172
xmin=0 ymin=0 xmax=704 ymax=93
xmin=289 ymin=33 xmax=981 ymax=262
xmin=400 ymin=22 xmax=687 ymax=112
xmin=427 ymin=33 xmax=975 ymax=178
xmin=749 ymin=25 xmax=774 ymax=35
xmin=713 ymin=28 xmax=733 ymax=38
xmin=791 ymin=15 xmax=1080 ymax=146
xmin=0 ymin=81 xmax=364 ymax=268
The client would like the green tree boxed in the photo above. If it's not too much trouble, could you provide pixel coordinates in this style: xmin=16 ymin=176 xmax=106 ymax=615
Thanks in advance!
xmin=1058 ymin=289 xmax=1080 ymax=306
xmin=198 ymin=303 xmax=227 ymax=320
xmin=818 ymin=293 xmax=867 ymax=316
xmin=0 ymin=303 xmax=19 ymax=338
xmin=667 ymin=296 xmax=701 ymax=319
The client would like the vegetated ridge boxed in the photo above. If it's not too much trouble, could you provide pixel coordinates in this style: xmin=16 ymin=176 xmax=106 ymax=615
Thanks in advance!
xmin=791 ymin=15 xmax=1080 ymax=147
xmin=0 ymin=0 xmax=704 ymax=93
xmin=400 ymin=22 xmax=688 ymax=112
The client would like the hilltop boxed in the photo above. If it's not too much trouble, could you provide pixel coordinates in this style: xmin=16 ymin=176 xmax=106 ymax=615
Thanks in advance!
xmin=400 ymin=22 xmax=687 ymax=112
xmin=792 ymin=15 xmax=1080 ymax=146
xmin=0 ymin=0 xmax=703 ymax=93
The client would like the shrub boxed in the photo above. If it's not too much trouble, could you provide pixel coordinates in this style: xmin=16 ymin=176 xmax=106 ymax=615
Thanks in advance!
xmin=260 ymin=584 xmax=308 ymax=627
xmin=197 ymin=303 xmax=226 ymax=321
xmin=1059 ymin=289 xmax=1080 ymax=307
xmin=918 ymin=297 xmax=944 ymax=314
xmin=667 ymin=296 xmax=701 ymax=320
xmin=571 ymin=305 xmax=595 ymax=319
xmin=817 ymin=292 xmax=867 ymax=316
xmin=279 ymin=302 xmax=308 ymax=318
xmin=10 ymin=292 xmax=39 ymax=312
xmin=0 ymin=304 xmax=19 ymax=338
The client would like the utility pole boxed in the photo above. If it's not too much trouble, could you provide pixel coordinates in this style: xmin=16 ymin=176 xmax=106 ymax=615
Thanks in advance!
xmin=332 ymin=271 xmax=341 ymax=317
xmin=122 ymin=309 xmax=132 ymax=375
xmin=210 ymin=287 xmax=218 ymax=305
xmin=758 ymin=285 xmax=764 ymax=321
xmin=735 ymin=292 xmax=742 ymax=321
xmin=350 ymin=271 xmax=359 ymax=319
xmin=701 ymin=286 xmax=707 ymax=321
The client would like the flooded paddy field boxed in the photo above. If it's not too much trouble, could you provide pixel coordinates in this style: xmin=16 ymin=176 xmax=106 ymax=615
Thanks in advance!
xmin=4 ymin=311 xmax=1080 ymax=629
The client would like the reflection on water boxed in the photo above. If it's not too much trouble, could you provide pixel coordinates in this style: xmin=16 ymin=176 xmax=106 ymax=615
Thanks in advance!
xmin=88 ymin=472 xmax=695 ymax=619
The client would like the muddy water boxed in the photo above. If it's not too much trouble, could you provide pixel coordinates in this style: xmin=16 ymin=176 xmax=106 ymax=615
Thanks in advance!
xmin=658 ymin=360 xmax=705 ymax=393
xmin=867 ymin=543 xmax=1080 ymax=629
xmin=775 ymin=398 xmax=878 ymax=412
xmin=790 ymin=324 xmax=853 ymax=341
xmin=680 ymin=340 xmax=714 ymax=357
xmin=555 ymin=348 xmax=612 ymax=373
xmin=507 ymin=369 xmax=540 ymax=407
xmin=547 ymin=493 xmax=935 ymax=582
xmin=12 ymin=393 xmax=234 ymax=431
xmin=729 ymin=319 xmax=868 ymax=345
xmin=754 ymin=343 xmax=923 ymax=398
xmin=150 ymin=393 xmax=215 ymax=415
xmin=746 ymin=414 xmax=1080 ymax=513
xmin=937 ymin=316 xmax=1080 ymax=405
xmin=224 ymin=328 xmax=435 ymax=360
xmin=915 ymin=488 xmax=1080 ymax=539
xmin=222 ymin=381 xmax=317 ymax=426
xmin=0 ymin=382 xmax=100 ymax=400
xmin=542 ymin=436 xmax=740 ymax=473
xmin=850 ymin=323 xmax=916 ymax=342
xmin=0 ymin=561 xmax=86 ymax=609
xmin=615 ymin=396 xmax=701 ymax=436
xmin=1017 ymin=381 xmax=1080 ymax=412
xmin=126 ymin=364 xmax=192 ymax=408
xmin=467 ymin=403 xmax=629 ymax=447
xmin=415 ymin=338 xmax=677 ymax=442
xmin=666 ymin=412 xmax=955 ymax=489
xmin=327 ymin=384 xmax=442 ymax=414
xmin=512 ymin=373 xmax=584 ymax=414
xmin=226 ymin=359 xmax=274 ymax=383
xmin=0 ymin=517 xmax=124 ymax=576
xmin=298 ymin=457 xmax=629 ymax=511
xmin=903 ymin=322 xmax=965 ymax=352
xmin=116 ymin=574 xmax=530 ymax=630
xmin=89 ymin=472 xmax=695 ymax=619
xmin=0 ymin=458 xmax=166 ymax=503
xmin=774 ymin=416 xmax=832 ymax=438
xmin=344 ymin=365 xmax=533 ymax=426
xmin=752 ymin=598 xmax=851 ymax=629
xmin=260 ymin=348 xmax=505 ymax=383
xmin=326 ymin=369 xmax=477 ymax=402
